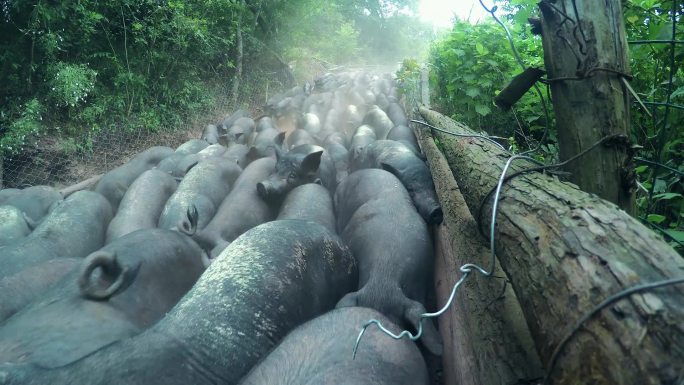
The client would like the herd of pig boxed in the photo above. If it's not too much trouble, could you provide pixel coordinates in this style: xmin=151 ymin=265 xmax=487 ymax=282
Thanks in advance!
xmin=0 ymin=71 xmax=444 ymax=384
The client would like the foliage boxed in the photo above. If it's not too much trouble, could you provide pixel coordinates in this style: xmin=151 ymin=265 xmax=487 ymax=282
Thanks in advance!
xmin=428 ymin=16 xmax=549 ymax=144
xmin=426 ymin=0 xmax=684 ymax=251
xmin=0 ymin=99 xmax=44 ymax=156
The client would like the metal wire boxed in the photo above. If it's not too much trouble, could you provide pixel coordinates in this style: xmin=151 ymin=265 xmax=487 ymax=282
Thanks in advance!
xmin=410 ymin=119 xmax=507 ymax=151
xmin=542 ymin=277 xmax=684 ymax=384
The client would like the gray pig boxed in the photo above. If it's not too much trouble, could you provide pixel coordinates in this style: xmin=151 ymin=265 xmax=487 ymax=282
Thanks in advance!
xmin=3 ymin=185 xmax=62 ymax=226
xmin=0 ymin=190 xmax=112 ymax=280
xmin=192 ymin=157 xmax=277 ymax=258
xmin=257 ymin=144 xmax=336 ymax=200
xmin=94 ymin=146 xmax=174 ymax=211
xmin=351 ymin=140 xmax=442 ymax=225
xmin=0 ymin=258 xmax=80 ymax=323
xmin=158 ymin=158 xmax=242 ymax=232
xmin=239 ymin=307 xmax=429 ymax=385
xmin=0 ymin=220 xmax=357 ymax=385
xmin=0 ymin=205 xmax=32 ymax=246
xmin=277 ymin=184 xmax=336 ymax=233
xmin=334 ymin=169 xmax=442 ymax=356
xmin=0 ymin=228 xmax=205 ymax=368
xmin=106 ymin=169 xmax=178 ymax=243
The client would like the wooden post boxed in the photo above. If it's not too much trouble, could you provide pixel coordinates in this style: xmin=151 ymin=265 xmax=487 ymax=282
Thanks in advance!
xmin=538 ymin=0 xmax=635 ymax=214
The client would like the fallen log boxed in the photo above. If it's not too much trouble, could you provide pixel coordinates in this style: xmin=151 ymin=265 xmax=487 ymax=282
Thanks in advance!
xmin=419 ymin=106 xmax=684 ymax=385
xmin=415 ymin=124 xmax=544 ymax=385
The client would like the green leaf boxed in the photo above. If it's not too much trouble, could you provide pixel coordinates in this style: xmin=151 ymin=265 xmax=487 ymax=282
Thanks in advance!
xmin=626 ymin=15 xmax=639 ymax=24
xmin=635 ymin=165 xmax=648 ymax=174
xmin=465 ymin=88 xmax=480 ymax=97
xmin=475 ymin=42 xmax=487 ymax=55
xmin=647 ymin=214 xmax=667 ymax=224
xmin=663 ymin=229 xmax=684 ymax=242
xmin=475 ymin=103 xmax=491 ymax=116
xmin=653 ymin=192 xmax=683 ymax=201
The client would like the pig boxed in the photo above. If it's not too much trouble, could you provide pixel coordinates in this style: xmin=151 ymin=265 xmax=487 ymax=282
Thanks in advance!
xmin=106 ymin=169 xmax=178 ymax=243
xmin=0 ymin=220 xmax=357 ymax=385
xmin=323 ymin=131 xmax=349 ymax=149
xmin=158 ymin=158 xmax=242 ymax=232
xmin=0 ymin=228 xmax=206 ymax=368
xmin=387 ymin=102 xmax=409 ymax=127
xmin=0 ymin=258 xmax=80 ymax=322
xmin=245 ymin=129 xmax=282 ymax=164
xmin=221 ymin=109 xmax=250 ymax=131
xmin=222 ymin=143 xmax=251 ymax=168
xmin=172 ymin=144 xmax=228 ymax=177
xmin=277 ymin=184 xmax=336 ymax=233
xmin=224 ymin=117 xmax=255 ymax=145
xmin=201 ymin=124 xmax=220 ymax=144
xmin=3 ymin=185 xmax=62 ymax=226
xmin=325 ymin=142 xmax=350 ymax=185
xmin=238 ymin=307 xmax=429 ymax=385
xmin=363 ymin=105 xmax=394 ymax=140
xmin=334 ymin=169 xmax=443 ymax=356
xmin=94 ymin=146 xmax=174 ymax=212
xmin=350 ymin=124 xmax=377 ymax=154
xmin=375 ymin=92 xmax=390 ymax=112
xmin=344 ymin=104 xmax=364 ymax=139
xmin=257 ymin=144 xmax=336 ymax=201
xmin=0 ymin=188 xmax=20 ymax=205
xmin=0 ymin=205 xmax=32 ymax=246
xmin=387 ymin=124 xmax=420 ymax=154
xmin=174 ymin=139 xmax=210 ymax=155
xmin=0 ymin=190 xmax=113 ymax=280
xmin=285 ymin=128 xmax=317 ymax=149
xmin=192 ymin=157 xmax=277 ymax=258
xmin=351 ymin=140 xmax=442 ymax=225
xmin=255 ymin=116 xmax=277 ymax=132
xmin=298 ymin=112 xmax=322 ymax=137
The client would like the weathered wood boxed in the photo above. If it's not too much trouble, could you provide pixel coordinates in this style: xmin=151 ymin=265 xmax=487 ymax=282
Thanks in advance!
xmin=415 ymin=124 xmax=544 ymax=385
xmin=420 ymin=106 xmax=684 ymax=385
xmin=59 ymin=174 xmax=103 ymax=197
xmin=538 ymin=0 xmax=634 ymax=214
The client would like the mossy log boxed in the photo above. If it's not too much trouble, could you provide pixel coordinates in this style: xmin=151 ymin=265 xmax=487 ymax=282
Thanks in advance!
xmin=419 ymin=106 xmax=684 ymax=385
xmin=415 ymin=123 xmax=544 ymax=385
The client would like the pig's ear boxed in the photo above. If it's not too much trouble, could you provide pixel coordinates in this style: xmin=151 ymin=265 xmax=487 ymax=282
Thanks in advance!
xmin=301 ymin=151 xmax=323 ymax=175
xmin=379 ymin=161 xmax=400 ymax=177
xmin=274 ymin=132 xmax=286 ymax=147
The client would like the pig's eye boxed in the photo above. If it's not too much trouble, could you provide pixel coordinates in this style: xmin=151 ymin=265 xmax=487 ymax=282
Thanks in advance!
xmin=288 ymin=171 xmax=297 ymax=180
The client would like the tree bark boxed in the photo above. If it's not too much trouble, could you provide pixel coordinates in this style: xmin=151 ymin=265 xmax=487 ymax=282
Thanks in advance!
xmin=230 ymin=1 xmax=245 ymax=108
xmin=538 ymin=0 xmax=635 ymax=214
xmin=415 ymin=122 xmax=544 ymax=385
xmin=419 ymin=106 xmax=684 ymax=385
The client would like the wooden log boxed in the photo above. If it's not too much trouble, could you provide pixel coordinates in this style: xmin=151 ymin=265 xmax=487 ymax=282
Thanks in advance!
xmin=415 ymin=123 xmax=544 ymax=385
xmin=538 ymin=0 xmax=634 ymax=213
xmin=419 ymin=106 xmax=684 ymax=385
xmin=59 ymin=174 xmax=102 ymax=197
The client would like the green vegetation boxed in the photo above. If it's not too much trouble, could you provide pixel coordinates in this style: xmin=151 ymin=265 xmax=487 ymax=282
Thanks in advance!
xmin=425 ymin=0 xmax=684 ymax=251
xmin=0 ymin=0 xmax=434 ymax=158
